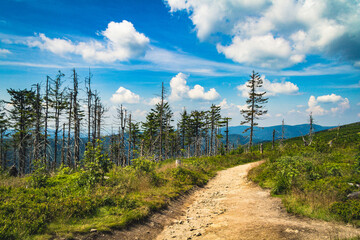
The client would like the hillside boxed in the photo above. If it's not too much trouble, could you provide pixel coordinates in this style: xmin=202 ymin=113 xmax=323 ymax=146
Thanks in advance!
xmin=248 ymin=121 xmax=360 ymax=227
xmin=222 ymin=124 xmax=335 ymax=142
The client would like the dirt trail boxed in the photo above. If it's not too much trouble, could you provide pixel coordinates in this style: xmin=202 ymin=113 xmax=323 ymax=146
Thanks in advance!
xmin=156 ymin=161 xmax=360 ymax=240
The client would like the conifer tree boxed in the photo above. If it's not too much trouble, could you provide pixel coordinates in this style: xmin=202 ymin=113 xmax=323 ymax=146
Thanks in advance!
xmin=0 ymin=102 xmax=9 ymax=169
xmin=7 ymin=89 xmax=36 ymax=175
xmin=240 ymin=71 xmax=268 ymax=150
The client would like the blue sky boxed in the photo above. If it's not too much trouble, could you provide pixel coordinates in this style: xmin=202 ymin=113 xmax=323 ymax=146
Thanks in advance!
xmin=0 ymin=0 xmax=360 ymax=130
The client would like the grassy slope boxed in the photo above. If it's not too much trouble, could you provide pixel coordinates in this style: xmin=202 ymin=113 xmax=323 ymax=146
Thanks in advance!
xmin=0 ymin=153 xmax=259 ymax=240
xmin=248 ymin=122 xmax=360 ymax=226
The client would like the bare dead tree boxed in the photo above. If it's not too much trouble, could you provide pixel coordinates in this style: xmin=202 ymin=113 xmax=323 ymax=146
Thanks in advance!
xmin=72 ymin=69 xmax=80 ymax=168
xmin=61 ymin=123 xmax=65 ymax=166
xmin=85 ymin=69 xmax=92 ymax=143
xmin=33 ymin=83 xmax=42 ymax=161
xmin=43 ymin=76 xmax=50 ymax=165
xmin=159 ymin=82 xmax=164 ymax=160
xmin=127 ymin=113 xmax=132 ymax=165
xmin=66 ymin=92 xmax=73 ymax=167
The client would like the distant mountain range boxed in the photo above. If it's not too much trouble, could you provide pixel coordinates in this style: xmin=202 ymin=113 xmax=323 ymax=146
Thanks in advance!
xmin=221 ymin=124 xmax=335 ymax=144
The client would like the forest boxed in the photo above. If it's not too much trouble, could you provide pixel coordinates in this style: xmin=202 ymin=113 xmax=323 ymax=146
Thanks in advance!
xmin=0 ymin=68 xmax=247 ymax=239
xmin=0 ymin=69 xmax=234 ymax=176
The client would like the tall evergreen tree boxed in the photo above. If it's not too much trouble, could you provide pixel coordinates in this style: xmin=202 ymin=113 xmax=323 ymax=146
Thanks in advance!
xmin=7 ymin=89 xmax=36 ymax=175
xmin=240 ymin=71 xmax=268 ymax=150
xmin=0 ymin=102 xmax=9 ymax=169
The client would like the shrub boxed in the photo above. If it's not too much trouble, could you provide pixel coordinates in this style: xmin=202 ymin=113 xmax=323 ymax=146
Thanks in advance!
xmin=131 ymin=157 xmax=156 ymax=173
xmin=28 ymin=159 xmax=49 ymax=188
xmin=330 ymin=200 xmax=360 ymax=222
xmin=80 ymin=140 xmax=112 ymax=187
xmin=271 ymin=156 xmax=303 ymax=194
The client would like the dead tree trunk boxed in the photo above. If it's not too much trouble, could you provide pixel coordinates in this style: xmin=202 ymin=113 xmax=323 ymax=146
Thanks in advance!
xmin=43 ymin=76 xmax=50 ymax=165
xmin=66 ymin=92 xmax=73 ymax=167
xmin=159 ymin=82 xmax=164 ymax=161
xmin=86 ymin=69 xmax=92 ymax=143
xmin=72 ymin=69 xmax=80 ymax=168
xmin=61 ymin=123 xmax=65 ymax=166
xmin=127 ymin=114 xmax=131 ymax=165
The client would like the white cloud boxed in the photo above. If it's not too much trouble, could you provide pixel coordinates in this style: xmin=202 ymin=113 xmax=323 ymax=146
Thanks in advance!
xmin=236 ymin=104 xmax=248 ymax=111
xmin=306 ymin=94 xmax=350 ymax=116
xmin=27 ymin=20 xmax=149 ymax=62
xmin=165 ymin=0 xmax=268 ymax=40
xmin=317 ymin=93 xmax=342 ymax=103
xmin=217 ymin=34 xmax=304 ymax=68
xmin=169 ymin=72 xmax=220 ymax=101
xmin=358 ymin=113 xmax=360 ymax=118
xmin=331 ymin=98 xmax=350 ymax=114
xmin=188 ymin=85 xmax=220 ymax=101
xmin=147 ymin=97 xmax=161 ymax=106
xmin=166 ymin=0 xmax=360 ymax=68
xmin=219 ymin=98 xmax=231 ymax=109
xmin=307 ymin=95 xmax=327 ymax=116
xmin=132 ymin=109 xmax=147 ymax=118
xmin=169 ymin=72 xmax=190 ymax=101
xmin=275 ymin=113 xmax=282 ymax=117
xmin=237 ymin=75 xmax=299 ymax=97
xmin=262 ymin=77 xmax=299 ymax=96
xmin=218 ymin=98 xmax=247 ymax=113
xmin=110 ymin=87 xmax=140 ymax=104
xmin=0 ymin=49 xmax=11 ymax=55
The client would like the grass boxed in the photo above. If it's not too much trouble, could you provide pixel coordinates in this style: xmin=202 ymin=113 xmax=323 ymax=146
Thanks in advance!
xmin=0 ymin=152 xmax=259 ymax=239
xmin=248 ymin=122 xmax=360 ymax=227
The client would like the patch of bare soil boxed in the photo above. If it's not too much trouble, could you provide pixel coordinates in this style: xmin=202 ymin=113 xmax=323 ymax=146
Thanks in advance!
xmin=83 ymin=161 xmax=360 ymax=240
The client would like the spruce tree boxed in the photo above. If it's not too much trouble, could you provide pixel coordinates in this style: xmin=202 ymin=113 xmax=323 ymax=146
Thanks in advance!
xmin=7 ymin=89 xmax=36 ymax=175
xmin=240 ymin=71 xmax=268 ymax=150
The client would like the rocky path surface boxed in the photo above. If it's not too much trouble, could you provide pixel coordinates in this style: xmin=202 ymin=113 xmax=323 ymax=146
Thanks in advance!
xmin=156 ymin=161 xmax=360 ymax=240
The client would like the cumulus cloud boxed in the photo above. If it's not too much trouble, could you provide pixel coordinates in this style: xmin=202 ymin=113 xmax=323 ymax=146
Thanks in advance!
xmin=217 ymin=34 xmax=304 ymax=68
xmin=317 ymin=93 xmax=342 ymax=103
xmin=188 ymin=85 xmax=220 ymax=101
xmin=169 ymin=72 xmax=190 ymax=101
xmin=165 ymin=0 xmax=360 ymax=68
xmin=0 ymin=49 xmax=11 ymax=55
xmin=169 ymin=72 xmax=220 ymax=101
xmin=147 ymin=97 xmax=161 ymax=106
xmin=306 ymin=94 xmax=350 ymax=116
xmin=27 ymin=20 xmax=149 ymax=62
xmin=110 ymin=87 xmax=140 ymax=104
xmin=237 ymin=75 xmax=299 ymax=97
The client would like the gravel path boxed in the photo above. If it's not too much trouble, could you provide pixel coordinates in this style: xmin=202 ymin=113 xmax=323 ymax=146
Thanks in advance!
xmin=156 ymin=161 xmax=360 ymax=240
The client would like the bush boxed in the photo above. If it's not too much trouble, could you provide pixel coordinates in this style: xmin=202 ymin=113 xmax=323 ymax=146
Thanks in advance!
xmin=330 ymin=200 xmax=360 ymax=222
xmin=131 ymin=157 xmax=156 ymax=173
xmin=80 ymin=140 xmax=112 ymax=187
xmin=271 ymin=156 xmax=303 ymax=194
xmin=28 ymin=159 xmax=49 ymax=188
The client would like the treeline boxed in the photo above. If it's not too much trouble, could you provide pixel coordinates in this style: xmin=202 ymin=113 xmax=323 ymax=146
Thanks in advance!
xmin=0 ymin=69 xmax=232 ymax=176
